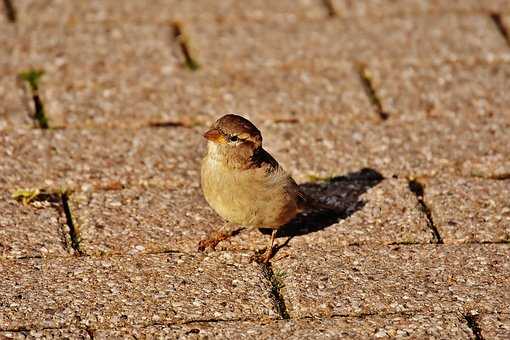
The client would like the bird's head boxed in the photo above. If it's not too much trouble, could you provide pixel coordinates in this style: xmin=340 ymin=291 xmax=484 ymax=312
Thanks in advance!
xmin=203 ymin=114 xmax=263 ymax=167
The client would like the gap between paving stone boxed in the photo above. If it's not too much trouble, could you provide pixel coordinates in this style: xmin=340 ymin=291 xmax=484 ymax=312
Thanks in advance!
xmin=420 ymin=176 xmax=510 ymax=244
xmin=259 ymin=263 xmax=290 ymax=320
xmin=356 ymin=64 xmax=389 ymax=121
xmin=407 ymin=178 xmax=444 ymax=244
xmin=0 ymin=192 xmax=69 ymax=259
xmin=464 ymin=313 xmax=485 ymax=340
xmin=10 ymin=189 xmax=82 ymax=256
xmin=2 ymin=0 xmax=16 ymax=23
xmin=321 ymin=0 xmax=336 ymax=17
xmin=0 ymin=310 xmax=493 ymax=338
xmin=171 ymin=21 xmax=200 ymax=71
xmin=491 ymin=13 xmax=510 ymax=47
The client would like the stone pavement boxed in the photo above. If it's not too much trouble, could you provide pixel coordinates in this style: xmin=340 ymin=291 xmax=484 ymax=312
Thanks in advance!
xmin=1 ymin=0 xmax=509 ymax=338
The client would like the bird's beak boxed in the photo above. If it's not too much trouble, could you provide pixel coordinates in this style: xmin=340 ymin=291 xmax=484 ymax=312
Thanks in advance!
xmin=203 ymin=128 xmax=224 ymax=143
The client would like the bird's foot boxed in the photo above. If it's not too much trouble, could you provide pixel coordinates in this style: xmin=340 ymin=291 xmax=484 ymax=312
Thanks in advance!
xmin=261 ymin=248 xmax=273 ymax=263
xmin=252 ymin=243 xmax=278 ymax=263
xmin=197 ymin=229 xmax=238 ymax=252
xmin=197 ymin=234 xmax=225 ymax=252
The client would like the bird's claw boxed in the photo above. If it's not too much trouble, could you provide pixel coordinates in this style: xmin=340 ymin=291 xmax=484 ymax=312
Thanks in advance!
xmin=197 ymin=238 xmax=219 ymax=252
xmin=197 ymin=232 xmax=231 ymax=252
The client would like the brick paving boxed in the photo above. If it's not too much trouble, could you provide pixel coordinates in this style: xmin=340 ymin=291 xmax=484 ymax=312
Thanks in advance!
xmin=1 ymin=0 xmax=509 ymax=338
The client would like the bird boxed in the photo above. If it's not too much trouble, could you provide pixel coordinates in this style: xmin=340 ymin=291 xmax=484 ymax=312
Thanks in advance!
xmin=199 ymin=114 xmax=327 ymax=262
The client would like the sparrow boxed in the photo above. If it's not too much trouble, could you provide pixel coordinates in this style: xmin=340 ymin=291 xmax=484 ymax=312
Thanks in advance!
xmin=199 ymin=114 xmax=309 ymax=262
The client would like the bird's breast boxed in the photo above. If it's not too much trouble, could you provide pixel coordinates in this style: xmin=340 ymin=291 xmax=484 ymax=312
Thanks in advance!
xmin=200 ymin=154 xmax=298 ymax=228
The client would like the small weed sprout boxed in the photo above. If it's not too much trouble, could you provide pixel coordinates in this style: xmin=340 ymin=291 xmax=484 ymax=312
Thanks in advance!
xmin=19 ymin=69 xmax=49 ymax=129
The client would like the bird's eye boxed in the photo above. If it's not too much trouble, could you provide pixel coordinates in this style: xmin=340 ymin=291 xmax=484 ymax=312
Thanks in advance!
xmin=229 ymin=135 xmax=239 ymax=142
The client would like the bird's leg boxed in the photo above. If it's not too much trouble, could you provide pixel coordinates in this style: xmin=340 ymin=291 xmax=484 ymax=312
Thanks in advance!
xmin=197 ymin=222 xmax=240 ymax=252
xmin=261 ymin=229 xmax=278 ymax=263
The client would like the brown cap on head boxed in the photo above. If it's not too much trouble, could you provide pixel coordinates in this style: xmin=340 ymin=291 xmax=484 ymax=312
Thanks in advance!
xmin=204 ymin=114 xmax=262 ymax=145
xmin=215 ymin=114 xmax=261 ymax=137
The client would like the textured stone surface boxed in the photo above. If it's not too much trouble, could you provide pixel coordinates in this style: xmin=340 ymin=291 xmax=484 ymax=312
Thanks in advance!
xmin=368 ymin=61 xmax=510 ymax=119
xmin=12 ymin=0 xmax=178 ymax=25
xmin=70 ymin=186 xmax=268 ymax=255
xmin=331 ymin=0 xmax=480 ymax=17
xmin=424 ymin=176 xmax=510 ymax=243
xmin=479 ymin=313 xmax=510 ymax=339
xmin=2 ymin=0 xmax=509 ymax=335
xmin=2 ymin=61 xmax=373 ymax=128
xmin=0 ymin=329 xmax=91 ymax=339
xmin=13 ymin=0 xmax=326 ymax=24
xmin=262 ymin=115 xmax=509 ymax=181
xmin=277 ymin=178 xmax=433 ymax=249
xmin=5 ymin=6 xmax=508 ymax=129
xmin=0 ymin=192 xmax=69 ymax=259
xmin=0 ymin=67 xmax=30 ymax=130
xmin=365 ymin=116 xmax=510 ymax=179
xmin=187 ymin=14 xmax=510 ymax=67
xmin=9 ymin=20 xmax=179 ymax=128
xmin=479 ymin=1 xmax=510 ymax=12
xmin=0 ymin=127 xmax=204 ymax=190
xmin=174 ymin=0 xmax=327 ymax=21
xmin=93 ymin=313 xmax=473 ymax=339
xmin=0 ymin=252 xmax=274 ymax=330
xmin=2 ymin=117 xmax=506 ymax=195
xmin=4 ymin=30 xmax=374 ymax=129
xmin=147 ymin=62 xmax=375 ymax=126
xmin=275 ymin=244 xmax=510 ymax=318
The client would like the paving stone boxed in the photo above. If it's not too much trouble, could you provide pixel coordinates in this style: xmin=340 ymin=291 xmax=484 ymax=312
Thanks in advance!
xmin=174 ymin=0 xmax=327 ymax=21
xmin=376 ymin=118 xmax=510 ymax=179
xmin=278 ymin=178 xmax=434 ymax=248
xmin=71 ymin=177 xmax=433 ymax=256
xmin=367 ymin=61 xmax=510 ymax=178
xmin=0 ymin=191 xmax=69 ymax=259
xmin=354 ymin=13 xmax=510 ymax=66
xmin=153 ymin=62 xmax=374 ymax=126
xmin=331 ymin=0 xmax=480 ymax=17
xmin=0 ymin=127 xmax=203 ymax=190
xmin=5 ymin=12 xmax=508 ymax=129
xmin=0 ymin=125 xmax=276 ymax=255
xmin=479 ymin=313 xmax=510 ymax=339
xmin=3 ymin=61 xmax=372 ymax=129
xmin=0 ymin=329 xmax=91 ymax=339
xmin=0 ymin=252 xmax=274 ymax=330
xmin=461 ymin=155 xmax=510 ymax=181
xmin=478 ymin=1 xmax=510 ymax=12
xmin=0 ymin=16 xmax=16 ymax=65
xmin=368 ymin=61 xmax=510 ymax=119
xmin=12 ymin=0 xmax=178 ymax=25
xmin=187 ymin=14 xmax=510 ymax=68
xmin=71 ymin=186 xmax=256 ymax=255
xmin=2 ymin=115 xmax=506 ymax=191
xmin=13 ymin=0 xmax=326 ymax=25
xmin=263 ymin=114 xmax=509 ymax=181
xmin=93 ymin=313 xmax=473 ymax=339
xmin=423 ymin=176 xmax=510 ymax=243
xmin=0 ymin=8 xmax=24 ymax=130
xmin=0 ymin=67 xmax=31 ymax=131
xmin=274 ymin=244 xmax=510 ymax=318
xmin=261 ymin=121 xmax=392 ymax=183
xmin=6 ymin=17 xmax=179 ymax=129
xmin=4 ymin=30 xmax=370 ymax=128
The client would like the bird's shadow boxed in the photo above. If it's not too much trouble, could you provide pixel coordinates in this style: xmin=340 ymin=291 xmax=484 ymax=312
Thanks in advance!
xmin=259 ymin=168 xmax=384 ymax=243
